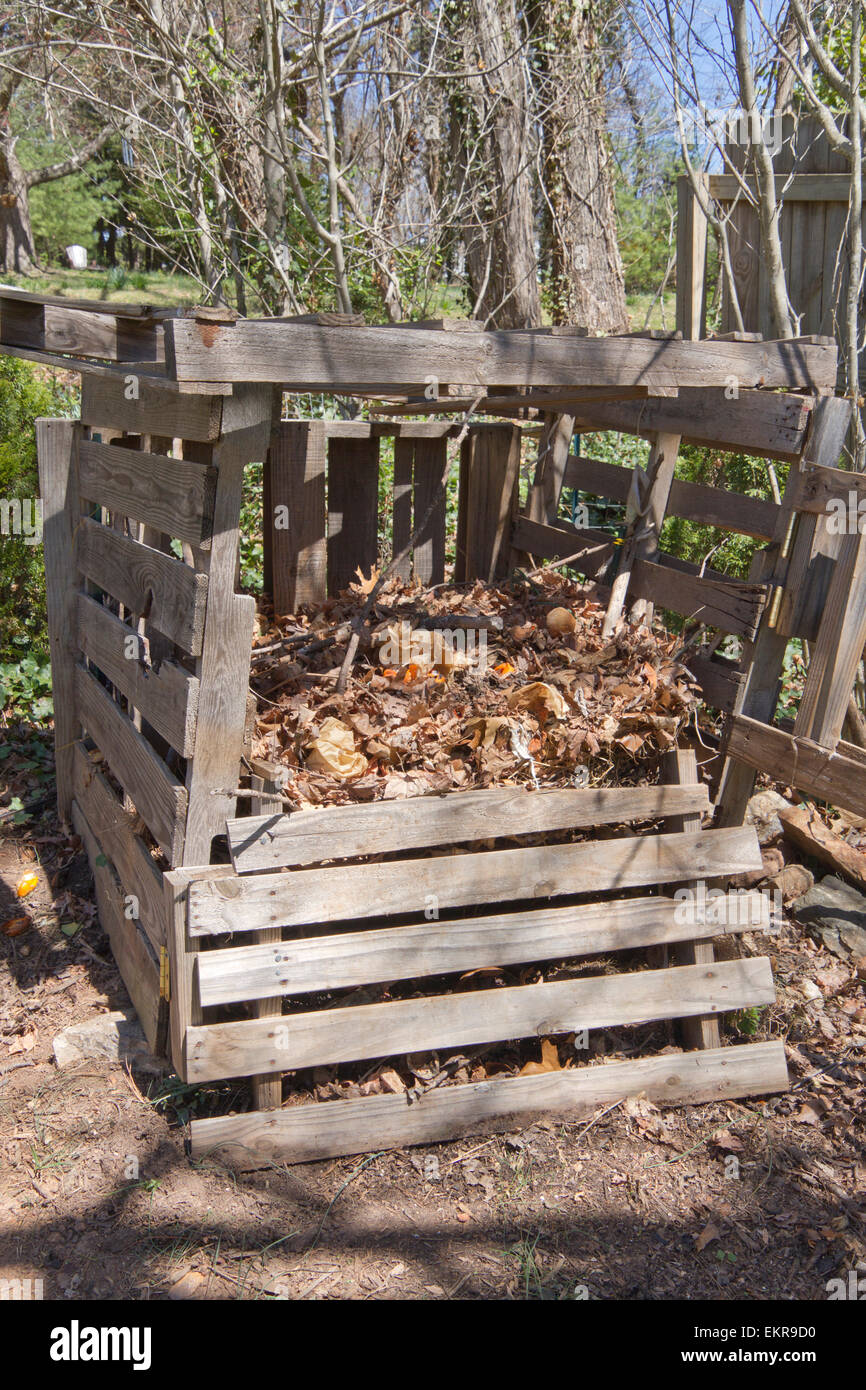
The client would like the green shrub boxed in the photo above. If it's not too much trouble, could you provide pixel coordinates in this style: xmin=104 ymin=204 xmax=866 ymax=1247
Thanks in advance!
xmin=0 ymin=358 xmax=77 ymax=718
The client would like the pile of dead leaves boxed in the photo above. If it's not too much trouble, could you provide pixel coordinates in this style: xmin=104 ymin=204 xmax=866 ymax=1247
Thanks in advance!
xmin=249 ymin=570 xmax=698 ymax=809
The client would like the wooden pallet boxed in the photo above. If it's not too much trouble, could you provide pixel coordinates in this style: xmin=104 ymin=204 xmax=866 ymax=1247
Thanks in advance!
xmin=163 ymin=756 xmax=787 ymax=1168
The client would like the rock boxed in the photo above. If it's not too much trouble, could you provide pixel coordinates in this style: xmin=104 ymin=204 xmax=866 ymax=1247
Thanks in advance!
xmin=745 ymin=789 xmax=791 ymax=845
xmin=729 ymin=846 xmax=785 ymax=889
xmin=53 ymin=1010 xmax=162 ymax=1072
xmin=800 ymin=979 xmax=822 ymax=1001
xmin=792 ymin=875 xmax=866 ymax=960
xmin=767 ymin=862 xmax=814 ymax=903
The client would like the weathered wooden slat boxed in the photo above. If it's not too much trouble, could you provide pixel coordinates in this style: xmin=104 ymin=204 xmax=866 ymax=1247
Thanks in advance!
xmin=189 ymin=1040 xmax=788 ymax=1165
xmin=35 ymin=418 xmax=81 ymax=820
xmin=0 ymin=298 xmax=164 ymax=362
xmin=71 ymin=800 xmax=161 ymax=1052
xmin=195 ymin=890 xmax=768 ymax=1007
xmin=268 ymin=419 xmax=327 ymax=612
xmin=71 ymin=741 xmax=166 ymax=951
xmin=164 ymin=319 xmax=837 ymax=391
xmin=528 ymin=413 xmax=576 ymax=524
xmin=181 ymin=386 xmax=272 ymax=866
xmin=570 ymin=387 xmax=813 ymax=461
xmin=794 ymin=528 xmax=866 ymax=747
xmin=726 ymin=715 xmax=866 ymax=818
xmin=327 ymin=435 xmax=379 ymax=595
xmin=792 ymin=462 xmax=866 ymax=516
xmin=709 ymin=172 xmax=852 ymax=201
xmin=77 ymin=593 xmax=199 ymax=756
xmin=412 ymin=436 xmax=447 ymax=584
xmin=391 ymin=437 xmax=413 ymax=579
xmin=226 ymin=783 xmax=710 ymax=872
xmin=665 ymin=747 xmax=720 ymax=1051
xmin=75 ymin=665 xmax=187 ymax=861
xmin=188 ymin=824 xmax=762 ymax=935
xmin=629 ymin=559 xmax=766 ymax=638
xmin=75 ymin=515 xmax=208 ymax=655
xmin=78 ymin=439 xmax=216 ymax=546
xmin=80 ymin=373 xmax=224 ymax=441
xmin=685 ymin=652 xmax=745 ymax=714
xmin=563 ymin=455 xmax=780 ymax=541
xmin=184 ymin=957 xmax=775 ymax=1080
xmin=510 ymin=515 xmax=615 ymax=575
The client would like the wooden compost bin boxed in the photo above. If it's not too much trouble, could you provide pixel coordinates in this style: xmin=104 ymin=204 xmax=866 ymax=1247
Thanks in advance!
xmin=17 ymin=291 xmax=862 ymax=1164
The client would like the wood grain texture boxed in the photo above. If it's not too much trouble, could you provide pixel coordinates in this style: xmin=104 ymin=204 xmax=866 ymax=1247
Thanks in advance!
xmin=188 ymin=825 xmax=762 ymax=935
xmin=72 ymin=800 xmax=161 ymax=1052
xmin=78 ymin=439 xmax=216 ymax=546
xmin=75 ymin=664 xmax=187 ymax=861
xmin=189 ymin=1041 xmax=788 ymax=1165
xmin=665 ymin=747 xmax=721 ymax=1050
xmin=510 ymin=515 xmax=616 ymax=576
xmin=195 ymin=891 xmax=769 ymax=1007
xmin=327 ymin=435 xmax=379 ymax=596
xmin=268 ymin=419 xmax=327 ymax=613
xmin=226 ymin=783 xmax=710 ymax=872
xmin=80 ymin=373 xmax=224 ymax=441
xmin=184 ymin=957 xmax=776 ymax=1080
xmin=456 ymin=425 xmax=521 ymax=582
xmin=412 ymin=436 xmax=448 ymax=585
xmin=727 ymin=715 xmax=866 ymax=818
xmin=164 ymin=318 xmax=837 ymax=391
xmin=569 ymin=387 xmax=813 ymax=461
xmin=77 ymin=593 xmax=199 ymax=756
xmin=75 ymin=515 xmax=208 ymax=655
xmin=629 ymin=559 xmax=766 ymax=638
xmin=391 ymin=437 xmax=413 ymax=579
xmin=181 ymin=386 xmax=272 ymax=865
xmin=71 ymin=741 xmax=166 ymax=952
xmin=36 ymin=418 xmax=81 ymax=820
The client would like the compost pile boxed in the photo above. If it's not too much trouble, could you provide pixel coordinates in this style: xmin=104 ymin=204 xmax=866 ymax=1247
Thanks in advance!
xmin=249 ymin=569 xmax=699 ymax=807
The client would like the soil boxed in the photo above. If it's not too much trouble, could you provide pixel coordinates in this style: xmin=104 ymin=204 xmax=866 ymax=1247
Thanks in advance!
xmin=1 ymin=738 xmax=864 ymax=1302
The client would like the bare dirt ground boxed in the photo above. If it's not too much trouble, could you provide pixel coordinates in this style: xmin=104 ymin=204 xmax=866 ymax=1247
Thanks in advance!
xmin=1 ymin=747 xmax=864 ymax=1302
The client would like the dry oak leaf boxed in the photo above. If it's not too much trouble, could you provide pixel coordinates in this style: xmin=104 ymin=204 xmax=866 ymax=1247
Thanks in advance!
xmin=507 ymin=682 xmax=568 ymax=720
xmin=305 ymin=717 xmax=368 ymax=779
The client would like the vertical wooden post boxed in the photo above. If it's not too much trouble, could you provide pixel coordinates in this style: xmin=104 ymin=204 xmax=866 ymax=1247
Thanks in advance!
xmin=327 ymin=435 xmax=379 ymax=596
xmin=527 ymin=413 xmax=575 ymax=525
xmin=455 ymin=424 xmax=521 ymax=583
xmin=248 ymin=760 xmax=284 ymax=1111
xmin=269 ymin=420 xmax=327 ymax=613
xmin=794 ymin=527 xmax=866 ymax=747
xmin=676 ymin=174 xmax=708 ymax=341
xmin=412 ymin=436 xmax=448 ymax=585
xmin=392 ymin=436 xmax=413 ymax=580
xmin=182 ymin=386 xmax=273 ymax=866
xmin=602 ymin=431 xmax=680 ymax=637
xmin=664 ymin=747 xmax=721 ymax=1051
xmin=36 ymin=418 xmax=82 ymax=822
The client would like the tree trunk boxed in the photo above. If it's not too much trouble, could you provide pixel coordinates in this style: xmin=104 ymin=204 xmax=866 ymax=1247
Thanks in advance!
xmin=455 ymin=0 xmax=541 ymax=328
xmin=530 ymin=0 xmax=628 ymax=332
xmin=0 ymin=134 xmax=37 ymax=274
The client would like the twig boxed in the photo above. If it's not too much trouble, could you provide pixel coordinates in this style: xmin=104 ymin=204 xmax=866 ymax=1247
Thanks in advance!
xmin=520 ymin=540 xmax=612 ymax=581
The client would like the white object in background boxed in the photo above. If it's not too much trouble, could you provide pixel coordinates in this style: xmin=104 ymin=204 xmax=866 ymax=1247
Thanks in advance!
xmin=65 ymin=244 xmax=88 ymax=269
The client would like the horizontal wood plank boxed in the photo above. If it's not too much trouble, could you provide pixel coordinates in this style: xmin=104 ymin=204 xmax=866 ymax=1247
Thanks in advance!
xmin=569 ymin=387 xmax=813 ymax=461
xmin=563 ymin=455 xmax=780 ymax=541
xmin=709 ymin=172 xmax=851 ymax=202
xmin=0 ymin=298 xmax=164 ymax=362
xmin=195 ymin=890 xmax=769 ymax=1007
xmin=75 ymin=665 xmax=187 ymax=861
xmin=76 ymin=515 xmax=208 ymax=655
xmin=184 ymin=957 xmax=776 ymax=1079
xmin=510 ymin=515 xmax=615 ymax=574
xmin=79 ymin=440 xmax=216 ymax=546
xmin=189 ymin=1040 xmax=788 ymax=1164
xmin=80 ymin=374 xmax=224 ymax=440
xmin=77 ymin=593 xmax=199 ymax=756
xmin=227 ymin=783 xmax=710 ymax=872
xmin=791 ymin=462 xmax=866 ymax=516
xmin=165 ymin=319 xmax=836 ymax=392
xmin=187 ymin=825 xmax=762 ymax=935
xmin=726 ymin=715 xmax=866 ymax=818
xmin=630 ymin=559 xmax=767 ymax=637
